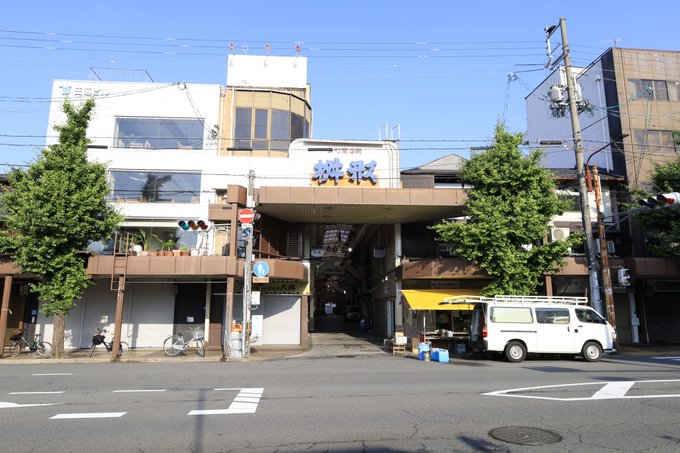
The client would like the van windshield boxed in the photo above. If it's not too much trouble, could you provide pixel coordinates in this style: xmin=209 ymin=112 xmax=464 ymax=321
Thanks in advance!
xmin=575 ymin=308 xmax=607 ymax=324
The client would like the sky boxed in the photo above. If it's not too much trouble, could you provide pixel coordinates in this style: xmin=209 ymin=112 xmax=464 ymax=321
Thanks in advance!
xmin=1 ymin=1 xmax=678 ymax=173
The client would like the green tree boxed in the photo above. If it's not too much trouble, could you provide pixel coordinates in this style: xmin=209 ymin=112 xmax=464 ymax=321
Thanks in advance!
xmin=431 ymin=124 xmax=583 ymax=295
xmin=0 ymin=99 xmax=122 ymax=356
xmin=633 ymin=136 xmax=680 ymax=258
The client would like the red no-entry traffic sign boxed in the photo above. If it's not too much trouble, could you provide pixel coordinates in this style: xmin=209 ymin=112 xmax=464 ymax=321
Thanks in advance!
xmin=238 ymin=208 xmax=255 ymax=224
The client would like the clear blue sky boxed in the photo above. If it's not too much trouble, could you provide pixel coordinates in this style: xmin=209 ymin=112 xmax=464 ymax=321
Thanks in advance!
xmin=1 ymin=1 xmax=677 ymax=172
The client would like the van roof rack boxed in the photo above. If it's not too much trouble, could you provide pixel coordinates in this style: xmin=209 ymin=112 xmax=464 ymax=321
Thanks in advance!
xmin=440 ymin=295 xmax=589 ymax=306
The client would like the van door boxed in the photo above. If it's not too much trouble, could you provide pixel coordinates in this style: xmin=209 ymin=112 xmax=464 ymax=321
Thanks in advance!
xmin=534 ymin=307 xmax=574 ymax=353
xmin=574 ymin=307 xmax=611 ymax=350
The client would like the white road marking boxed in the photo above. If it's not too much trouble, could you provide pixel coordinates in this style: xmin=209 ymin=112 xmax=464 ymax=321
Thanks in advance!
xmin=113 ymin=389 xmax=167 ymax=393
xmin=484 ymin=378 xmax=680 ymax=401
xmin=591 ymin=381 xmax=635 ymax=399
xmin=9 ymin=391 xmax=64 ymax=395
xmin=188 ymin=388 xmax=264 ymax=416
xmin=0 ymin=402 xmax=57 ymax=409
xmin=32 ymin=373 xmax=73 ymax=376
xmin=652 ymin=356 xmax=680 ymax=361
xmin=51 ymin=412 xmax=126 ymax=419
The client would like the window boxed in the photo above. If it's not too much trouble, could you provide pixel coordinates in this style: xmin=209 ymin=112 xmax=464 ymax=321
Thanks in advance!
xmin=633 ymin=129 xmax=678 ymax=153
xmin=490 ymin=307 xmax=533 ymax=323
xmin=535 ymin=308 xmax=570 ymax=324
xmin=234 ymin=108 xmax=252 ymax=149
xmin=114 ymin=118 xmax=204 ymax=150
xmin=111 ymin=171 xmax=201 ymax=203
xmin=630 ymin=79 xmax=669 ymax=101
xmin=575 ymin=308 xmax=607 ymax=324
xmin=253 ymin=109 xmax=269 ymax=150
xmin=271 ymin=109 xmax=290 ymax=150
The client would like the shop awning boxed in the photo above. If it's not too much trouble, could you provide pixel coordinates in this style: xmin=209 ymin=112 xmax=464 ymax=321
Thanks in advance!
xmin=400 ymin=289 xmax=480 ymax=311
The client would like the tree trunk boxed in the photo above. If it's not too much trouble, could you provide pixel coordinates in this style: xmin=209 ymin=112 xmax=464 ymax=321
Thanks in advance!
xmin=51 ymin=311 xmax=65 ymax=357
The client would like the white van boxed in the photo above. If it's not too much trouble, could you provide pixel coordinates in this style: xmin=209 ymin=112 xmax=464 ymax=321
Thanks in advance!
xmin=447 ymin=295 xmax=617 ymax=362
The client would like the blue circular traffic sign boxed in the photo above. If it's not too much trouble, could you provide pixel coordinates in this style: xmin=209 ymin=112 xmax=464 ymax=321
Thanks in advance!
xmin=253 ymin=261 xmax=270 ymax=278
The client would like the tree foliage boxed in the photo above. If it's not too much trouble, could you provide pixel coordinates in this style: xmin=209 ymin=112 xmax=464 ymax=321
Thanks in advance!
xmin=633 ymin=134 xmax=680 ymax=258
xmin=431 ymin=124 xmax=583 ymax=295
xmin=0 ymin=99 xmax=122 ymax=354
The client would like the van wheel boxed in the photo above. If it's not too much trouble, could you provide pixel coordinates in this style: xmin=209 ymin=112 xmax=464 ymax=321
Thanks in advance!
xmin=505 ymin=341 xmax=527 ymax=363
xmin=582 ymin=341 xmax=603 ymax=362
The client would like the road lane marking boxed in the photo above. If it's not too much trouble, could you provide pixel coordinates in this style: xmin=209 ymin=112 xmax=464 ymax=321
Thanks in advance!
xmin=591 ymin=381 xmax=635 ymax=399
xmin=189 ymin=388 xmax=264 ymax=416
xmin=9 ymin=391 xmax=64 ymax=395
xmin=652 ymin=357 xmax=680 ymax=362
xmin=113 ymin=389 xmax=167 ymax=393
xmin=1 ymin=402 xmax=57 ymax=409
xmin=484 ymin=378 xmax=680 ymax=401
xmin=32 ymin=373 xmax=73 ymax=376
xmin=51 ymin=412 xmax=126 ymax=419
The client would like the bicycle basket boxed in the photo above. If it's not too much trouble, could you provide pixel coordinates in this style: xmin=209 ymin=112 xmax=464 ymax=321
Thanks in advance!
xmin=92 ymin=334 xmax=106 ymax=345
xmin=10 ymin=333 xmax=22 ymax=341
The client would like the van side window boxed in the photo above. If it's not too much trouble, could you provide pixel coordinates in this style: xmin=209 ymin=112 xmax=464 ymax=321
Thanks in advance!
xmin=535 ymin=308 xmax=570 ymax=324
xmin=490 ymin=307 xmax=533 ymax=323
xmin=576 ymin=308 xmax=606 ymax=324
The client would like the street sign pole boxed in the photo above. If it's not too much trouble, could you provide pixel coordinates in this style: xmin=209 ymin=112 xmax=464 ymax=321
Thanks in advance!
xmin=242 ymin=170 xmax=255 ymax=358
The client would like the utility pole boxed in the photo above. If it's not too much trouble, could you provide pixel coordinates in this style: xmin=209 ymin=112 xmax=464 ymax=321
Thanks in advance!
xmin=241 ymin=170 xmax=255 ymax=358
xmin=593 ymin=166 xmax=617 ymax=328
xmin=547 ymin=17 xmax=603 ymax=315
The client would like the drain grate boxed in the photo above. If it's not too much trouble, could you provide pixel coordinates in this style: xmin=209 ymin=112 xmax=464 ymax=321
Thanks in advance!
xmin=489 ymin=426 xmax=561 ymax=446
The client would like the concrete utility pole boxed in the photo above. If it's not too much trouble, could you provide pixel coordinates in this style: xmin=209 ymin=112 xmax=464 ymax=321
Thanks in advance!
xmin=593 ymin=166 xmax=617 ymax=328
xmin=551 ymin=17 xmax=603 ymax=315
xmin=241 ymin=170 xmax=255 ymax=358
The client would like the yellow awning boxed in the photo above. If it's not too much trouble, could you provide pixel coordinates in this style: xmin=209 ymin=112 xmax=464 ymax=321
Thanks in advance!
xmin=400 ymin=289 xmax=480 ymax=311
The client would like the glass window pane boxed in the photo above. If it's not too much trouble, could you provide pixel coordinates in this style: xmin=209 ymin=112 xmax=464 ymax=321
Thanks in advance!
xmin=254 ymin=109 xmax=268 ymax=139
xmin=235 ymin=107 xmax=252 ymax=149
xmin=535 ymin=308 xmax=570 ymax=324
xmin=111 ymin=171 xmax=201 ymax=203
xmin=271 ymin=109 xmax=289 ymax=150
xmin=160 ymin=119 xmax=204 ymax=149
xmin=291 ymin=113 xmax=304 ymax=140
xmin=490 ymin=307 xmax=533 ymax=323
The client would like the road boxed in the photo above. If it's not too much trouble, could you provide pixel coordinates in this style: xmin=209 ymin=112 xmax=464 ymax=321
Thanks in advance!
xmin=2 ymin=351 xmax=680 ymax=452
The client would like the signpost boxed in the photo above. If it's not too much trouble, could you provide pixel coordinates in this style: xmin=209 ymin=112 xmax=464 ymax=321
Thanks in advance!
xmin=238 ymin=208 xmax=255 ymax=224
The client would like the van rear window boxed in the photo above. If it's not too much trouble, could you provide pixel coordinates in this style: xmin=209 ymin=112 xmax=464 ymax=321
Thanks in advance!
xmin=490 ymin=307 xmax=533 ymax=323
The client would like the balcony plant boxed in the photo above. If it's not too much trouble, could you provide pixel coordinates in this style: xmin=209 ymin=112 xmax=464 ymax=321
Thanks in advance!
xmin=133 ymin=229 xmax=159 ymax=256
xmin=162 ymin=239 xmax=175 ymax=256
xmin=180 ymin=245 xmax=191 ymax=256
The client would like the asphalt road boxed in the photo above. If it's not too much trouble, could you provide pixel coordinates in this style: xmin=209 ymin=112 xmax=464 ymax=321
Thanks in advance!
xmin=2 ymin=350 xmax=680 ymax=452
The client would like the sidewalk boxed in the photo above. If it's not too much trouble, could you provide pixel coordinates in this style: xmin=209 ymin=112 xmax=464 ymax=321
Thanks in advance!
xmin=2 ymin=337 xmax=679 ymax=364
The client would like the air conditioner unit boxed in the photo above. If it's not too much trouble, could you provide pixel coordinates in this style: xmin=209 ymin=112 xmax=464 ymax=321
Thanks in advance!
xmin=551 ymin=227 xmax=570 ymax=241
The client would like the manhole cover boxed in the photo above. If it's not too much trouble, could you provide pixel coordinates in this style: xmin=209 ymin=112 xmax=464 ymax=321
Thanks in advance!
xmin=489 ymin=426 xmax=561 ymax=446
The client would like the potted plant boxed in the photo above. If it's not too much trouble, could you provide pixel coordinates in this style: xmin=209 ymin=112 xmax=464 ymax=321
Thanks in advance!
xmin=180 ymin=246 xmax=191 ymax=256
xmin=133 ymin=229 xmax=159 ymax=256
xmin=162 ymin=239 xmax=175 ymax=256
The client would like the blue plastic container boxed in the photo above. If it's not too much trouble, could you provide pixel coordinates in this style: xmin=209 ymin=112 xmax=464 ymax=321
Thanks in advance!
xmin=433 ymin=348 xmax=449 ymax=363
xmin=418 ymin=342 xmax=431 ymax=361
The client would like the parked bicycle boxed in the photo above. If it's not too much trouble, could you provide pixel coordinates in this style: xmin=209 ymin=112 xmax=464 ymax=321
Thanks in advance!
xmin=163 ymin=327 xmax=205 ymax=357
xmin=88 ymin=328 xmax=129 ymax=357
xmin=9 ymin=330 xmax=52 ymax=358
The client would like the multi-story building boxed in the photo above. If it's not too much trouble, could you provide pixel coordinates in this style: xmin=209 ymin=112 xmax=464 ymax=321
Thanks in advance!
xmin=526 ymin=47 xmax=680 ymax=343
xmin=1 ymin=55 xmax=470 ymax=354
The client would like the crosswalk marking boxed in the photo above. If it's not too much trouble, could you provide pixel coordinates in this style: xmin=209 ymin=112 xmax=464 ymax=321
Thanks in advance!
xmin=51 ymin=412 xmax=126 ymax=419
xmin=591 ymin=381 xmax=635 ymax=399
xmin=9 ymin=391 xmax=64 ymax=395
xmin=1 ymin=401 xmax=57 ymax=408
xmin=188 ymin=388 xmax=264 ymax=416
xmin=113 ymin=389 xmax=167 ymax=393
xmin=32 ymin=373 xmax=73 ymax=376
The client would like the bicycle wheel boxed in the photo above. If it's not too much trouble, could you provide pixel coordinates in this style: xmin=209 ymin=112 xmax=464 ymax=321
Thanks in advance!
xmin=88 ymin=344 xmax=97 ymax=357
xmin=163 ymin=336 xmax=183 ymax=356
xmin=36 ymin=342 xmax=52 ymax=358
xmin=196 ymin=339 xmax=205 ymax=357
xmin=118 ymin=341 xmax=129 ymax=357
xmin=10 ymin=342 xmax=21 ymax=357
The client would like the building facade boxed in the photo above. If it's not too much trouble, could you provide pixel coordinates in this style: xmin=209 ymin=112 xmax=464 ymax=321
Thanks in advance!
xmin=526 ymin=47 xmax=680 ymax=343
